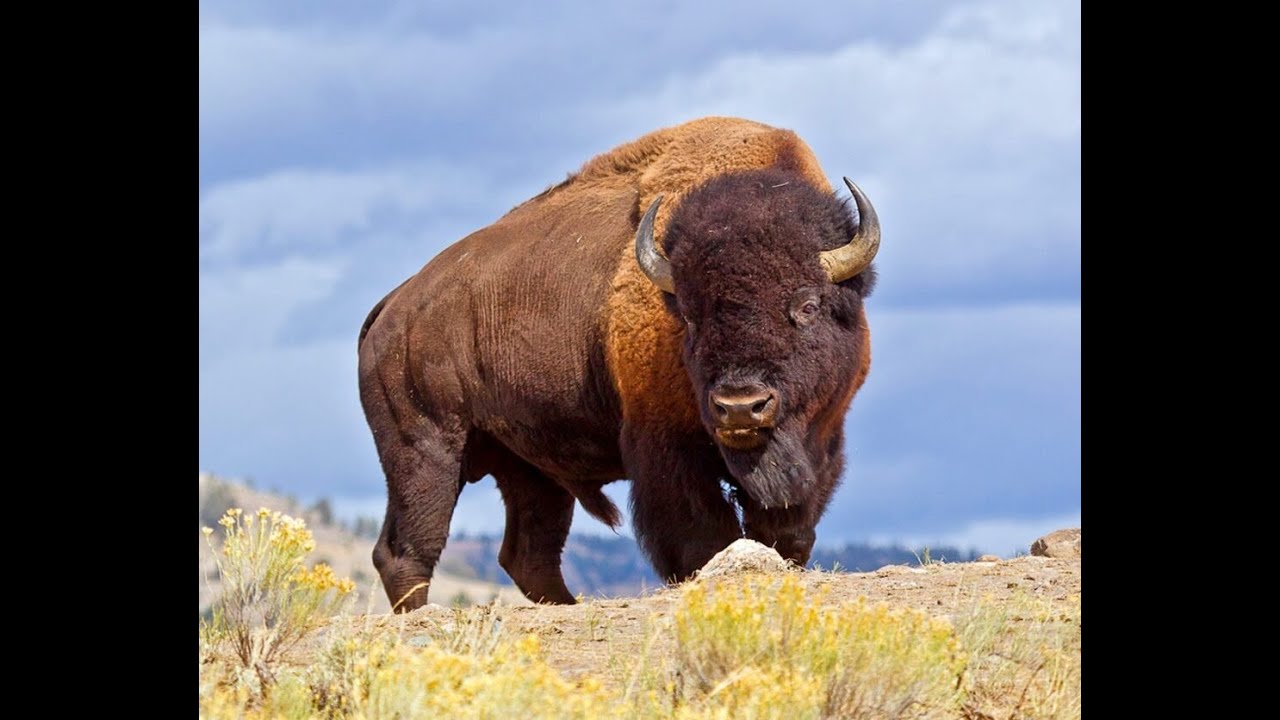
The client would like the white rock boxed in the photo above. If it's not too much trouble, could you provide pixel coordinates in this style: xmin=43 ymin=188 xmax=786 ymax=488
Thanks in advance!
xmin=696 ymin=539 xmax=791 ymax=579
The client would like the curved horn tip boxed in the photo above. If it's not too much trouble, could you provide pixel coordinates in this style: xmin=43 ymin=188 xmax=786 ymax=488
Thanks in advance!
xmin=818 ymin=176 xmax=881 ymax=283
xmin=635 ymin=194 xmax=675 ymax=294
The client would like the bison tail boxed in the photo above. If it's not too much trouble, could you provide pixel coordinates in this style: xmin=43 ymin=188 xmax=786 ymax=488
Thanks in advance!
xmin=358 ymin=277 xmax=412 ymax=350
xmin=576 ymin=488 xmax=623 ymax=529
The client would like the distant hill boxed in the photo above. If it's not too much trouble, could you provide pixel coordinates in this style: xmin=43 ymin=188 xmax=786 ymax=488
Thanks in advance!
xmin=441 ymin=533 xmax=663 ymax=598
xmin=201 ymin=474 xmax=981 ymax=605
xmin=808 ymin=543 xmax=981 ymax=572
xmin=447 ymin=532 xmax=980 ymax=597
xmin=198 ymin=474 xmax=530 ymax=614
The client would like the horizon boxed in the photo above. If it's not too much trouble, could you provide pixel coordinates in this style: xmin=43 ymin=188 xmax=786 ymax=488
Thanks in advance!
xmin=200 ymin=472 xmax=1075 ymax=559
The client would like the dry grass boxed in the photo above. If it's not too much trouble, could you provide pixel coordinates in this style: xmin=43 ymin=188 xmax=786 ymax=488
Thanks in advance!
xmin=199 ymin=511 xmax=1081 ymax=719
xmin=955 ymin=591 xmax=1081 ymax=720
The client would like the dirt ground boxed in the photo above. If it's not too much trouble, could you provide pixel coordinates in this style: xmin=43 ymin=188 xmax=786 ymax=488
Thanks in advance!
xmin=323 ymin=553 xmax=1080 ymax=684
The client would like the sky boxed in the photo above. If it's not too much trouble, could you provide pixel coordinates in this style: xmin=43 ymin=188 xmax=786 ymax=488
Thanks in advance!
xmin=199 ymin=0 xmax=1080 ymax=557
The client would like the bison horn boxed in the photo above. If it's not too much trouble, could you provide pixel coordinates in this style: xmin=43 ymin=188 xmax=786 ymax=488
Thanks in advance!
xmin=635 ymin=194 xmax=675 ymax=294
xmin=818 ymin=177 xmax=881 ymax=283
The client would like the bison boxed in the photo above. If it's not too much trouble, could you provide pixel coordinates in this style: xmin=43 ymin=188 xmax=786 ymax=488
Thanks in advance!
xmin=358 ymin=117 xmax=879 ymax=611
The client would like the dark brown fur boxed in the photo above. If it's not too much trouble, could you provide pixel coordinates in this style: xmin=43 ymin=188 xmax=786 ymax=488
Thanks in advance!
xmin=358 ymin=118 xmax=875 ymax=610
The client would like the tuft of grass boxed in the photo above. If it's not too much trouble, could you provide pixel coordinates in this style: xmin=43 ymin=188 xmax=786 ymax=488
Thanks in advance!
xmin=912 ymin=546 xmax=941 ymax=567
xmin=200 ymin=671 xmax=317 ymax=720
xmin=438 ymin=601 xmax=506 ymax=656
xmin=662 ymin=574 xmax=967 ymax=719
xmin=583 ymin=599 xmax=609 ymax=643
xmin=306 ymin=622 xmax=402 ymax=717
xmin=955 ymin=592 xmax=1081 ymax=720
xmin=200 ymin=507 xmax=355 ymax=694
xmin=357 ymin=635 xmax=616 ymax=719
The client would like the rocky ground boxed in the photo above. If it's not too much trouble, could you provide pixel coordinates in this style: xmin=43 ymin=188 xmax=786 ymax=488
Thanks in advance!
xmin=202 ymin=473 xmax=1080 ymax=716
xmin=320 ymin=532 xmax=1081 ymax=686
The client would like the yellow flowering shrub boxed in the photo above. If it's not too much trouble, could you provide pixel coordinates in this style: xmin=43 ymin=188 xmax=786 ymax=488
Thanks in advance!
xmin=307 ymin=625 xmax=401 ymax=717
xmin=671 ymin=666 xmax=825 ymax=720
xmin=201 ymin=507 xmax=355 ymax=690
xmin=200 ymin=673 xmax=316 ymax=720
xmin=671 ymin=574 xmax=966 ymax=719
xmin=357 ymin=635 xmax=617 ymax=720
xmin=196 ymin=509 xmax=1077 ymax=720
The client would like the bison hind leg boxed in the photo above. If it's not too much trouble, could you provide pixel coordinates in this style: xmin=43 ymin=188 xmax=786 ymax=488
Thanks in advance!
xmin=366 ymin=419 xmax=468 ymax=613
xmin=372 ymin=498 xmax=447 ymax=612
xmin=494 ymin=466 xmax=577 ymax=604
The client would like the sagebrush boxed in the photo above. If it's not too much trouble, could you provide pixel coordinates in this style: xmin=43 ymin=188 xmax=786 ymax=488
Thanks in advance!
xmin=201 ymin=508 xmax=355 ymax=693
xmin=199 ymin=512 xmax=1080 ymax=719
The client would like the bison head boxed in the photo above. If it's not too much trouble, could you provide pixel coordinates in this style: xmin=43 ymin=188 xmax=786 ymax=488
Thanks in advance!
xmin=635 ymin=169 xmax=879 ymax=509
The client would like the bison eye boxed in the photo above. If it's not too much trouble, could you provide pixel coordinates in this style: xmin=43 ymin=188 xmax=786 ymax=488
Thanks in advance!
xmin=789 ymin=289 xmax=823 ymax=327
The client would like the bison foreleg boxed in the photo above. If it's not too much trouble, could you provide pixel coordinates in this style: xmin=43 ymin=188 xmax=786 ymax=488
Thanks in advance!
xmin=625 ymin=431 xmax=744 ymax=583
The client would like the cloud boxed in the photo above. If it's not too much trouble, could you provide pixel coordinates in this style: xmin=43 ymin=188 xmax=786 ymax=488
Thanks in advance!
xmin=198 ymin=22 xmax=524 ymax=142
xmin=198 ymin=166 xmax=495 ymax=263
xmin=199 ymin=256 xmax=347 ymax=357
xmin=198 ymin=2 xmax=1076 ymax=196
xmin=199 ymin=1 xmax=1081 ymax=310
xmin=820 ymin=301 xmax=1080 ymax=541
xmin=581 ymin=0 xmax=1079 ymax=308
xmin=589 ymin=1 xmax=1079 ymax=147
xmin=199 ymin=338 xmax=378 ymax=493
xmin=197 ymin=163 xmax=532 ymax=353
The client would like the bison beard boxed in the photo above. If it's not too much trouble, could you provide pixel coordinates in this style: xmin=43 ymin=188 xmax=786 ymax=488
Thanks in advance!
xmin=720 ymin=426 xmax=814 ymax=510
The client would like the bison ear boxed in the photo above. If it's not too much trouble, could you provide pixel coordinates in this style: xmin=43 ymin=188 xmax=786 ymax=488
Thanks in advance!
xmin=830 ymin=285 xmax=867 ymax=330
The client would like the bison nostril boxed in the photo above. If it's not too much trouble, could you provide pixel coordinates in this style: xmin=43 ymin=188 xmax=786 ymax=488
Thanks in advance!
xmin=710 ymin=386 xmax=778 ymax=428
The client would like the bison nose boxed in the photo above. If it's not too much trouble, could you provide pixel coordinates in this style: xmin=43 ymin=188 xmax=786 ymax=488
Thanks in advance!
xmin=710 ymin=386 xmax=779 ymax=429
